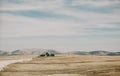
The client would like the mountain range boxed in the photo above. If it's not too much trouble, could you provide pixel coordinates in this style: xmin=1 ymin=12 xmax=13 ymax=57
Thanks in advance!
xmin=0 ymin=48 xmax=60 ymax=56
xmin=70 ymin=50 xmax=120 ymax=56
xmin=0 ymin=49 xmax=120 ymax=56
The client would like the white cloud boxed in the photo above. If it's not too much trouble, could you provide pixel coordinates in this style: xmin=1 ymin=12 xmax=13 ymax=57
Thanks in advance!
xmin=1 ymin=0 xmax=119 ymax=12
xmin=0 ymin=0 xmax=120 ymax=51
xmin=1 ymin=0 xmax=120 ymax=25
xmin=54 ymin=8 xmax=120 ymax=23
xmin=0 ymin=13 xmax=80 ymax=38
xmin=0 ymin=0 xmax=65 ymax=11
xmin=0 ymin=12 xmax=120 ymax=38
xmin=71 ymin=0 xmax=120 ymax=7
xmin=1 ymin=0 xmax=120 ymax=38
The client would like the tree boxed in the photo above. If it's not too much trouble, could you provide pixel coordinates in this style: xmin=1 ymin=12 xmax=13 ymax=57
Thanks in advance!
xmin=46 ymin=52 xmax=50 ymax=56
xmin=50 ymin=53 xmax=55 ymax=56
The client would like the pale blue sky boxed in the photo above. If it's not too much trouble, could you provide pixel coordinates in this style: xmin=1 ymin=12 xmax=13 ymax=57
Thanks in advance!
xmin=0 ymin=0 xmax=120 ymax=52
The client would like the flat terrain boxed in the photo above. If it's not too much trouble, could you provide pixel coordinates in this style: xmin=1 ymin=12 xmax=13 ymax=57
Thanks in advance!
xmin=0 ymin=55 xmax=35 ymax=71
xmin=0 ymin=54 xmax=120 ymax=76
xmin=0 ymin=55 xmax=35 ymax=61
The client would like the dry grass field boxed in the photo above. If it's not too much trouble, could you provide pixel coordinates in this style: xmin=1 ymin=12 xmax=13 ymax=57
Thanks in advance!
xmin=0 ymin=54 xmax=120 ymax=76
xmin=0 ymin=55 xmax=36 ymax=61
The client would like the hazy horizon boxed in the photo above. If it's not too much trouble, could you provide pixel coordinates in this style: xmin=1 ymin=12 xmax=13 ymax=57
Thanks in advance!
xmin=0 ymin=0 xmax=120 ymax=52
xmin=0 ymin=47 xmax=120 ymax=52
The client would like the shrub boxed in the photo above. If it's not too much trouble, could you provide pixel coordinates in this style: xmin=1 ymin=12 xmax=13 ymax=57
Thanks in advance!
xmin=40 ymin=54 xmax=45 ymax=57
xmin=50 ymin=53 xmax=55 ymax=56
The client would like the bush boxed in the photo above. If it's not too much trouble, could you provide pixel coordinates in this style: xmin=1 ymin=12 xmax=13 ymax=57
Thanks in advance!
xmin=46 ymin=52 xmax=50 ymax=56
xmin=40 ymin=54 xmax=45 ymax=57
xmin=50 ymin=53 xmax=55 ymax=56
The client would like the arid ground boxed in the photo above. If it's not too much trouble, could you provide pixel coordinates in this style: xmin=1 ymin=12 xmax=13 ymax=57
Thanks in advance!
xmin=0 ymin=54 xmax=120 ymax=76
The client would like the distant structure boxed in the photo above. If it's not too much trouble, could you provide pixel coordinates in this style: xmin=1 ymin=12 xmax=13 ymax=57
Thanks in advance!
xmin=39 ymin=51 xmax=55 ymax=57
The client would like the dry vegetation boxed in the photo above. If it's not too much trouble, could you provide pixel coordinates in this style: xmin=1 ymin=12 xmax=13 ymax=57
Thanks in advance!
xmin=0 ymin=55 xmax=36 ymax=61
xmin=0 ymin=54 xmax=120 ymax=76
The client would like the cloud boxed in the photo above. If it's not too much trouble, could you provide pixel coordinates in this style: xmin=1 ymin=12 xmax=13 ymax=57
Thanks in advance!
xmin=0 ymin=13 xmax=81 ymax=38
xmin=0 ymin=0 xmax=65 ymax=11
xmin=71 ymin=0 xmax=120 ymax=7
xmin=53 ymin=8 xmax=120 ymax=23
xmin=0 ymin=0 xmax=120 ymax=51
xmin=1 ymin=12 xmax=120 ymax=39
xmin=1 ymin=0 xmax=120 ymax=38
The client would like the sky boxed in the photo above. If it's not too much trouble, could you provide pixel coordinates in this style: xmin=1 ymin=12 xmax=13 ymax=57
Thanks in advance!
xmin=0 ymin=0 xmax=120 ymax=52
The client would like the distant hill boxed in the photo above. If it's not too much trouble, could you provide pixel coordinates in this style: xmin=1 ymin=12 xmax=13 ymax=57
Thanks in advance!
xmin=0 ymin=49 xmax=120 ymax=56
xmin=11 ymin=50 xmax=24 ymax=55
xmin=69 ymin=50 xmax=120 ymax=56
xmin=89 ymin=51 xmax=110 ymax=55
xmin=0 ymin=50 xmax=9 ymax=56
xmin=70 ymin=51 xmax=89 ymax=55
xmin=107 ymin=52 xmax=120 ymax=56
xmin=10 ymin=48 xmax=60 ymax=55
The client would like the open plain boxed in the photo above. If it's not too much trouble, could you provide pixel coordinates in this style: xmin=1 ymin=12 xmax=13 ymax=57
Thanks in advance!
xmin=0 ymin=54 xmax=120 ymax=76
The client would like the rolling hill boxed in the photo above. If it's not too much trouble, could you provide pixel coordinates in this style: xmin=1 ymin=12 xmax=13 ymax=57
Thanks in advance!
xmin=69 ymin=50 xmax=120 ymax=56
xmin=0 ymin=49 xmax=120 ymax=56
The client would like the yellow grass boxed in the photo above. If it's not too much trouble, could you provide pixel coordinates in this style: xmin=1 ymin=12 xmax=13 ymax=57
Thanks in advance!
xmin=0 ymin=54 xmax=120 ymax=76
xmin=0 ymin=55 xmax=36 ymax=61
